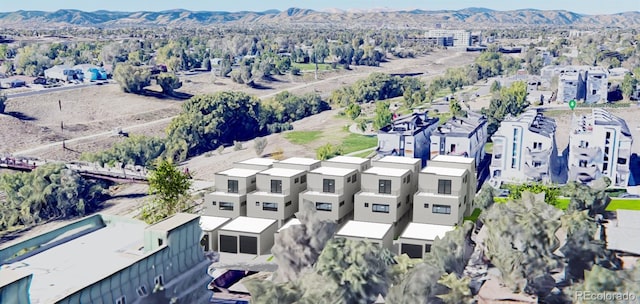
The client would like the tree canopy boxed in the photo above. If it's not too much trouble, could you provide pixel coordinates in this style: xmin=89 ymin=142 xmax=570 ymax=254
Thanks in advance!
xmin=140 ymin=159 xmax=192 ymax=224
xmin=113 ymin=63 xmax=151 ymax=94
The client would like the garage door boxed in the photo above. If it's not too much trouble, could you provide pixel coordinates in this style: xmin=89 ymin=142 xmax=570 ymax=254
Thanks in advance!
xmin=239 ymin=236 xmax=258 ymax=254
xmin=401 ymin=243 xmax=423 ymax=259
xmin=220 ymin=235 xmax=238 ymax=253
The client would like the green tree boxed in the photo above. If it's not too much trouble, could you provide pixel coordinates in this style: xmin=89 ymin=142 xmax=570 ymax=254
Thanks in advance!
xmin=436 ymin=273 xmax=473 ymax=304
xmin=113 ymin=63 xmax=151 ymax=94
xmin=490 ymin=80 xmax=502 ymax=93
xmin=449 ymin=99 xmax=466 ymax=117
xmin=621 ymin=73 xmax=638 ymax=100
xmin=316 ymin=143 xmax=342 ymax=160
xmin=473 ymin=183 xmax=495 ymax=209
xmin=345 ymin=102 xmax=362 ymax=120
xmin=156 ymin=73 xmax=182 ymax=95
xmin=142 ymin=159 xmax=192 ymax=224
xmin=373 ymin=101 xmax=393 ymax=130
xmin=506 ymin=182 xmax=559 ymax=206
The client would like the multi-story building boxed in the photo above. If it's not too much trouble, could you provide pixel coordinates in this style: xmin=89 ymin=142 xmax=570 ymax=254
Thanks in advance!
xmin=322 ymin=156 xmax=371 ymax=173
xmin=203 ymin=168 xmax=261 ymax=218
xmin=426 ymin=29 xmax=472 ymax=47
xmin=558 ymin=70 xmax=586 ymax=103
xmin=273 ymin=157 xmax=321 ymax=172
xmin=353 ymin=167 xmax=413 ymax=237
xmin=545 ymin=65 xmax=608 ymax=104
xmin=233 ymin=157 xmax=276 ymax=171
xmin=568 ymin=109 xmax=633 ymax=187
xmin=246 ymin=167 xmax=308 ymax=227
xmin=372 ymin=156 xmax=421 ymax=194
xmin=0 ymin=213 xmax=212 ymax=304
xmin=413 ymin=166 xmax=470 ymax=226
xmin=429 ymin=155 xmax=477 ymax=214
xmin=429 ymin=112 xmax=488 ymax=168
xmin=299 ymin=166 xmax=360 ymax=223
xmin=489 ymin=110 xmax=558 ymax=186
xmin=377 ymin=112 xmax=439 ymax=166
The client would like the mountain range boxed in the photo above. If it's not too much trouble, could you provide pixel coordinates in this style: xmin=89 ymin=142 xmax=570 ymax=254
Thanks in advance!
xmin=0 ymin=7 xmax=638 ymax=28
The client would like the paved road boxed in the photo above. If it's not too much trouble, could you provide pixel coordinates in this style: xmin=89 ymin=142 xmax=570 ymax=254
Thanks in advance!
xmin=6 ymin=82 xmax=111 ymax=98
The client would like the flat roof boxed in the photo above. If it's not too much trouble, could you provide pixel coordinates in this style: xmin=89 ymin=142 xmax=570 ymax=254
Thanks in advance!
xmin=421 ymin=166 xmax=466 ymax=177
xmin=220 ymin=216 xmax=277 ymax=234
xmin=2 ymin=221 xmax=147 ymax=303
xmin=616 ymin=210 xmax=640 ymax=230
xmin=206 ymin=191 xmax=242 ymax=198
xmin=365 ymin=166 xmax=409 ymax=177
xmin=376 ymin=156 xmax=421 ymax=165
xmin=415 ymin=192 xmax=461 ymax=199
xmin=199 ymin=216 xmax=231 ymax=231
xmin=400 ymin=222 xmax=455 ymax=241
xmin=260 ymin=167 xmax=305 ymax=177
xmin=218 ymin=168 xmax=261 ymax=178
xmin=432 ymin=155 xmax=474 ymax=164
xmin=278 ymin=157 xmax=320 ymax=166
xmin=277 ymin=218 xmax=302 ymax=232
xmin=235 ymin=158 xmax=277 ymax=166
xmin=325 ymin=156 xmax=369 ymax=165
xmin=335 ymin=220 xmax=392 ymax=240
xmin=146 ymin=213 xmax=200 ymax=232
xmin=311 ymin=166 xmax=356 ymax=177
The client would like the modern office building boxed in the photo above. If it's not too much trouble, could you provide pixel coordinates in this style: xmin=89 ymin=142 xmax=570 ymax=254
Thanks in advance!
xmin=377 ymin=112 xmax=440 ymax=166
xmin=334 ymin=220 xmax=394 ymax=251
xmin=429 ymin=112 xmax=488 ymax=168
xmin=489 ymin=110 xmax=557 ymax=186
xmin=273 ymin=157 xmax=321 ymax=172
xmin=397 ymin=223 xmax=455 ymax=259
xmin=426 ymin=29 xmax=472 ymax=47
xmin=199 ymin=216 xmax=231 ymax=252
xmin=203 ymin=168 xmax=261 ymax=219
xmin=233 ymin=158 xmax=277 ymax=171
xmin=353 ymin=166 xmax=413 ymax=237
xmin=0 ymin=213 xmax=212 ymax=304
xmin=217 ymin=216 xmax=278 ymax=255
xmin=568 ymin=109 xmax=633 ymax=187
xmin=413 ymin=166 xmax=470 ymax=226
xmin=246 ymin=167 xmax=308 ymax=227
xmin=299 ymin=166 xmax=360 ymax=223
xmin=322 ymin=155 xmax=371 ymax=173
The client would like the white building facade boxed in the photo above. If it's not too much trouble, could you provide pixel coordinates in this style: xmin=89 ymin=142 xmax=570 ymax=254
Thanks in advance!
xmin=429 ymin=112 xmax=488 ymax=168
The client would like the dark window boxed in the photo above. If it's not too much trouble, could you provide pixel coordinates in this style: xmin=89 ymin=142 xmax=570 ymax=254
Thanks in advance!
xmin=255 ymin=201 xmax=260 ymax=206
xmin=157 ymin=239 xmax=163 ymax=246
xmin=401 ymin=243 xmax=423 ymax=259
xmin=137 ymin=285 xmax=148 ymax=297
xmin=406 ymin=175 xmax=411 ymax=184
xmin=603 ymin=163 xmax=609 ymax=172
xmin=347 ymin=176 xmax=351 ymax=183
xmin=339 ymin=201 xmax=345 ymax=206
xmin=606 ymin=132 xmax=611 ymax=139
xmin=263 ymin=202 xmax=278 ymax=211
xmin=211 ymin=201 xmax=217 ymax=206
xmin=200 ymin=234 xmax=210 ymax=251
xmin=116 ymin=296 xmax=126 ymax=304
xmin=364 ymin=203 xmax=369 ymax=208
xmin=301 ymin=174 xmax=307 ymax=183
xmin=241 ymin=201 xmax=246 ymax=206
xmin=285 ymin=201 xmax=292 ymax=207
xmin=227 ymin=180 xmax=239 ymax=193
xmin=424 ymin=203 xmax=429 ymax=208
xmin=433 ymin=204 xmax=451 ymax=214
xmin=533 ymin=161 xmax=542 ymax=167
xmin=406 ymin=194 xmax=411 ymax=205
xmin=316 ymin=202 xmax=332 ymax=211
xmin=372 ymin=204 xmax=390 ymax=213
xmin=271 ymin=180 xmax=282 ymax=193
xmin=154 ymin=275 xmax=164 ymax=286
xmin=251 ymin=178 xmax=256 ymax=184
xmin=323 ymin=179 xmax=336 ymax=193
xmin=294 ymin=177 xmax=299 ymax=183
xmin=438 ymin=179 xmax=452 ymax=194
xmin=425 ymin=244 xmax=432 ymax=252
xmin=352 ymin=174 xmax=357 ymax=183
xmin=239 ymin=236 xmax=258 ymax=254
xmin=397 ymin=202 xmax=401 ymax=208
xmin=379 ymin=179 xmax=392 ymax=194
xmin=618 ymin=158 xmax=627 ymax=165
xmin=579 ymin=160 xmax=587 ymax=167
xmin=220 ymin=235 xmax=237 ymax=253
xmin=219 ymin=202 xmax=234 ymax=211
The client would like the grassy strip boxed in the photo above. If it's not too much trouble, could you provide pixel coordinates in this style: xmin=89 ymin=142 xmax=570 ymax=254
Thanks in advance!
xmin=495 ymin=197 xmax=640 ymax=211
xmin=340 ymin=134 xmax=378 ymax=155
xmin=464 ymin=208 xmax=482 ymax=222
xmin=284 ymin=131 xmax=323 ymax=145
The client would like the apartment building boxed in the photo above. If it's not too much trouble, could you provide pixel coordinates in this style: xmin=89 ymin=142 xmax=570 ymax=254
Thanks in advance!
xmin=377 ymin=111 xmax=440 ymax=166
xmin=353 ymin=166 xmax=413 ymax=237
xmin=429 ymin=112 xmax=488 ymax=168
xmin=246 ymin=167 xmax=308 ymax=227
xmin=299 ymin=166 xmax=360 ymax=223
xmin=568 ymin=109 xmax=633 ymax=187
xmin=544 ymin=65 xmax=608 ymax=104
xmin=203 ymin=168 xmax=261 ymax=218
xmin=322 ymin=155 xmax=371 ymax=173
xmin=233 ymin=157 xmax=277 ymax=171
xmin=490 ymin=110 xmax=557 ymax=186
xmin=273 ymin=157 xmax=321 ymax=172
xmin=429 ymin=155 xmax=477 ymax=212
xmin=426 ymin=29 xmax=472 ymax=47
xmin=397 ymin=223 xmax=455 ymax=259
xmin=372 ymin=156 xmax=421 ymax=194
xmin=413 ymin=166 xmax=469 ymax=226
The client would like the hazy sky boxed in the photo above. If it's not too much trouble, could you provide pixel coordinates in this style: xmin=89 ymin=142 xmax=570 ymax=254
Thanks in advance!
xmin=1 ymin=0 xmax=637 ymax=15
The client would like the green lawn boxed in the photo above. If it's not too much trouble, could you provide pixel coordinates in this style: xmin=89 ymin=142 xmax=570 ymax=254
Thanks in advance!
xmin=340 ymin=134 xmax=378 ymax=154
xmin=464 ymin=208 xmax=482 ymax=222
xmin=292 ymin=62 xmax=334 ymax=71
xmin=284 ymin=131 xmax=323 ymax=145
xmin=494 ymin=197 xmax=640 ymax=212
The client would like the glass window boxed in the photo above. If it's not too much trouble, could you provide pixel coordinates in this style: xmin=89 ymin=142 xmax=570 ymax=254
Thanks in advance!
xmin=316 ymin=202 xmax=332 ymax=211
xmin=263 ymin=202 xmax=278 ymax=211
xmin=285 ymin=201 xmax=292 ymax=207
xmin=437 ymin=179 xmax=452 ymax=195
xmin=323 ymin=179 xmax=336 ymax=193
xmin=300 ymin=174 xmax=307 ymax=183
xmin=424 ymin=203 xmax=429 ymax=208
xmin=433 ymin=204 xmax=451 ymax=214
xmin=219 ymin=202 xmax=234 ymax=211
xmin=379 ymin=179 xmax=391 ymax=194
xmin=227 ymin=179 xmax=239 ymax=193
xmin=271 ymin=180 xmax=282 ymax=193
xmin=372 ymin=204 xmax=390 ymax=213
xmin=352 ymin=174 xmax=357 ymax=183
xmin=294 ymin=177 xmax=299 ymax=184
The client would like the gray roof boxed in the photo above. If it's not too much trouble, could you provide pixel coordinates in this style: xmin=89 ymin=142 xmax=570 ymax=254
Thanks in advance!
xmin=504 ymin=109 xmax=556 ymax=138
xmin=432 ymin=111 xmax=486 ymax=137
xmin=145 ymin=213 xmax=200 ymax=232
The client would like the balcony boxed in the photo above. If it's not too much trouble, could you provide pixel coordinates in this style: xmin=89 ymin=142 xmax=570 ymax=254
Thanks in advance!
xmin=571 ymin=145 xmax=601 ymax=160
xmin=525 ymin=147 xmax=552 ymax=160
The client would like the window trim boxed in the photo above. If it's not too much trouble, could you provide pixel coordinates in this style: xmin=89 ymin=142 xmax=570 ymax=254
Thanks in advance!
xmin=323 ymin=178 xmax=336 ymax=193
xmin=227 ymin=179 xmax=239 ymax=193
xmin=270 ymin=179 xmax=283 ymax=194
xmin=437 ymin=179 xmax=452 ymax=195
xmin=378 ymin=179 xmax=392 ymax=194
